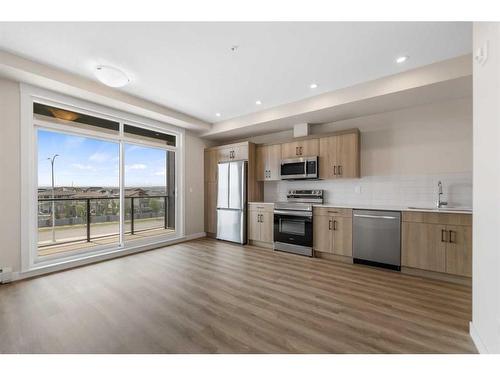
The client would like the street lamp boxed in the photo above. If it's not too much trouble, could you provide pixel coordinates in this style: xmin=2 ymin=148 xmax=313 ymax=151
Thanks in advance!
xmin=48 ymin=154 xmax=59 ymax=243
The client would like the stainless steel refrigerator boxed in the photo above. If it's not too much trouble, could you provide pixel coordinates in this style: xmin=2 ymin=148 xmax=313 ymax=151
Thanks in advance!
xmin=216 ymin=160 xmax=247 ymax=244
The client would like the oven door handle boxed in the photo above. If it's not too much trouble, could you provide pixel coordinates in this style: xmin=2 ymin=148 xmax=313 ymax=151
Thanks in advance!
xmin=274 ymin=210 xmax=313 ymax=218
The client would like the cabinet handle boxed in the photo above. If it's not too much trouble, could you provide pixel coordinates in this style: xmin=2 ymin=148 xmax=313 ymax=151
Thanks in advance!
xmin=333 ymin=166 xmax=337 ymax=175
xmin=449 ymin=230 xmax=456 ymax=244
xmin=260 ymin=214 xmax=264 ymax=223
xmin=328 ymin=220 xmax=332 ymax=230
xmin=441 ymin=229 xmax=448 ymax=243
xmin=338 ymin=165 xmax=343 ymax=176
xmin=328 ymin=210 xmax=339 ymax=214
xmin=333 ymin=220 xmax=337 ymax=230
xmin=299 ymin=146 xmax=303 ymax=155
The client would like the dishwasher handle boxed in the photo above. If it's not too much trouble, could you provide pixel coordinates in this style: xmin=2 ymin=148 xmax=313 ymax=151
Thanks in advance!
xmin=353 ymin=213 xmax=399 ymax=220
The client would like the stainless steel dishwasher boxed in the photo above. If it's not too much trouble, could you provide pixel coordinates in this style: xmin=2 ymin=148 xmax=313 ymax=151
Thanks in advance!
xmin=353 ymin=209 xmax=401 ymax=271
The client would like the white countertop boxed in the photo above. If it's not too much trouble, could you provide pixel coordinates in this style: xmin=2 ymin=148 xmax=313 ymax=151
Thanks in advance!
xmin=248 ymin=202 xmax=472 ymax=214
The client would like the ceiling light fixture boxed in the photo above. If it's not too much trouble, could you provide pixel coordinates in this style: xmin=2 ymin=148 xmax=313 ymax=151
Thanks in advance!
xmin=94 ymin=65 xmax=130 ymax=88
xmin=310 ymin=83 xmax=318 ymax=89
xmin=396 ymin=56 xmax=409 ymax=64
xmin=215 ymin=113 xmax=221 ymax=117
xmin=255 ymin=100 xmax=262 ymax=105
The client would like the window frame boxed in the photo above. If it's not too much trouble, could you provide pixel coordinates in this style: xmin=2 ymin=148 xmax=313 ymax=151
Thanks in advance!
xmin=21 ymin=84 xmax=185 ymax=272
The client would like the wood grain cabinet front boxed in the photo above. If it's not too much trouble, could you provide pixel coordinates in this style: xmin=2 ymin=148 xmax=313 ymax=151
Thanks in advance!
xmin=313 ymin=208 xmax=352 ymax=257
xmin=319 ymin=132 xmax=360 ymax=179
xmin=402 ymin=213 xmax=472 ymax=277
xmin=281 ymin=139 xmax=319 ymax=159
xmin=256 ymin=144 xmax=281 ymax=181
xmin=248 ymin=204 xmax=274 ymax=245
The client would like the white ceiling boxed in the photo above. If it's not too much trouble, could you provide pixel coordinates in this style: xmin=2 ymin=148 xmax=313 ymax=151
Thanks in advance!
xmin=0 ymin=22 xmax=471 ymax=124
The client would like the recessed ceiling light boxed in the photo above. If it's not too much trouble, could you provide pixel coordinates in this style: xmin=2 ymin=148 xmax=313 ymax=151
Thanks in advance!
xmin=255 ymin=100 xmax=262 ymax=105
xmin=94 ymin=65 xmax=130 ymax=88
xmin=396 ymin=56 xmax=409 ymax=64
xmin=310 ymin=83 xmax=318 ymax=89
xmin=215 ymin=113 xmax=221 ymax=117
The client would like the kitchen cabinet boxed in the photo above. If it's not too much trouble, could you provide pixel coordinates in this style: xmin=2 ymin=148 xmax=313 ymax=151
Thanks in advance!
xmin=402 ymin=212 xmax=472 ymax=277
xmin=217 ymin=144 xmax=248 ymax=162
xmin=313 ymin=207 xmax=352 ymax=257
xmin=256 ymin=144 xmax=281 ymax=181
xmin=204 ymin=148 xmax=218 ymax=183
xmin=248 ymin=203 xmax=274 ymax=245
xmin=319 ymin=131 xmax=360 ymax=179
xmin=204 ymin=181 xmax=218 ymax=234
xmin=281 ymin=139 xmax=319 ymax=159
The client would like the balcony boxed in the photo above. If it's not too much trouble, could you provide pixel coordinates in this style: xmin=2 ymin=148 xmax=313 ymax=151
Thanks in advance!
xmin=38 ymin=195 xmax=174 ymax=257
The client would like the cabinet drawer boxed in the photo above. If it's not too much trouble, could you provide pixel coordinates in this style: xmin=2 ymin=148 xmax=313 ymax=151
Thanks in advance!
xmin=248 ymin=203 xmax=274 ymax=213
xmin=313 ymin=207 xmax=352 ymax=217
xmin=402 ymin=211 xmax=472 ymax=226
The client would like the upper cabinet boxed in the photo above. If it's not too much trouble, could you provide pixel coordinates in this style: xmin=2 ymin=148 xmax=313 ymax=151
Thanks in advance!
xmin=256 ymin=144 xmax=281 ymax=181
xmin=319 ymin=131 xmax=360 ymax=179
xmin=217 ymin=144 xmax=248 ymax=162
xmin=281 ymin=139 xmax=319 ymax=159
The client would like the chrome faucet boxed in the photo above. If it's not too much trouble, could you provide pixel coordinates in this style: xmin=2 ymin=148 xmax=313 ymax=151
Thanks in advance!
xmin=437 ymin=181 xmax=448 ymax=208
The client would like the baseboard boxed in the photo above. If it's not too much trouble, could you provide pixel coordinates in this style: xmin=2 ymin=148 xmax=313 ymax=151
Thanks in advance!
xmin=184 ymin=232 xmax=207 ymax=241
xmin=470 ymin=321 xmax=488 ymax=354
xmin=401 ymin=266 xmax=471 ymax=286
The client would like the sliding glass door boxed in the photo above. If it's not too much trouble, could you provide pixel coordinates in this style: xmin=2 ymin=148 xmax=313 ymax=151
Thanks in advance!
xmin=33 ymin=101 xmax=179 ymax=264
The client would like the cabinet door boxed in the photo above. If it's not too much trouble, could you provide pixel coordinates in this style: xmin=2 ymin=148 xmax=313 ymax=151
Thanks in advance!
xmin=248 ymin=210 xmax=261 ymax=241
xmin=319 ymin=136 xmax=337 ymax=179
xmin=204 ymin=149 xmax=218 ymax=183
xmin=281 ymin=139 xmax=319 ymax=158
xmin=259 ymin=212 xmax=274 ymax=243
xmin=205 ymin=181 xmax=218 ymax=234
xmin=299 ymin=139 xmax=319 ymax=157
xmin=446 ymin=225 xmax=472 ymax=277
xmin=402 ymin=222 xmax=446 ymax=272
xmin=313 ymin=215 xmax=333 ymax=253
xmin=336 ymin=133 xmax=359 ymax=178
xmin=217 ymin=147 xmax=231 ymax=162
xmin=231 ymin=145 xmax=248 ymax=161
xmin=332 ymin=217 xmax=352 ymax=257
xmin=256 ymin=146 xmax=267 ymax=181
xmin=267 ymin=144 xmax=282 ymax=181
xmin=281 ymin=141 xmax=301 ymax=158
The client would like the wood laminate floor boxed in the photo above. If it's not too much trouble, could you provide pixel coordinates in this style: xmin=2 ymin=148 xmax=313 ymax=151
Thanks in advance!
xmin=0 ymin=238 xmax=476 ymax=353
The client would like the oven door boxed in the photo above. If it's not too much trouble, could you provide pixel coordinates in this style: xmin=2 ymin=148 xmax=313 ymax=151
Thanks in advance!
xmin=273 ymin=211 xmax=313 ymax=248
xmin=280 ymin=160 xmax=306 ymax=179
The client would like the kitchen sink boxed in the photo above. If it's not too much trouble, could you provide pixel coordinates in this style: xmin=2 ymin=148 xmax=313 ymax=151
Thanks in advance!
xmin=407 ymin=206 xmax=472 ymax=212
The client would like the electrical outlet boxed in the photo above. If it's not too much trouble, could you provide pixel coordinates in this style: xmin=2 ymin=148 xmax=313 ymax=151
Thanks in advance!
xmin=0 ymin=266 xmax=13 ymax=284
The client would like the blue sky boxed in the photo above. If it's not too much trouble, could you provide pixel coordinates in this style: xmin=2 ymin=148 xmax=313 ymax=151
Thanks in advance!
xmin=38 ymin=130 xmax=167 ymax=187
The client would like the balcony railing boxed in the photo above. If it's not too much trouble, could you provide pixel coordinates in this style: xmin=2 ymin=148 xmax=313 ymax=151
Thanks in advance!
xmin=37 ymin=195 xmax=171 ymax=248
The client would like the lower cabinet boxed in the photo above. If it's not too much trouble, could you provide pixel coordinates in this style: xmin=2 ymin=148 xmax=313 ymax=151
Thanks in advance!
xmin=402 ymin=212 xmax=472 ymax=277
xmin=248 ymin=203 xmax=274 ymax=245
xmin=313 ymin=207 xmax=352 ymax=257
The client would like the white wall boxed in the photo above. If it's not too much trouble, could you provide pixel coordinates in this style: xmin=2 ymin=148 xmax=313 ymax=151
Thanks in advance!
xmin=251 ymin=97 xmax=473 ymax=208
xmin=0 ymin=78 xmax=21 ymax=272
xmin=471 ymin=22 xmax=500 ymax=354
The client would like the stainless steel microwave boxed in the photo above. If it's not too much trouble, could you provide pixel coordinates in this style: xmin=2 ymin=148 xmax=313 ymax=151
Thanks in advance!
xmin=280 ymin=156 xmax=318 ymax=180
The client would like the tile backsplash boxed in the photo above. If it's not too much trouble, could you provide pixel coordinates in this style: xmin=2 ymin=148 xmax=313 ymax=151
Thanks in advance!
xmin=264 ymin=172 xmax=472 ymax=208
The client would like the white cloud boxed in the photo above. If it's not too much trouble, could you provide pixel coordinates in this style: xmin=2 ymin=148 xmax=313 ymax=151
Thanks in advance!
xmin=154 ymin=170 xmax=166 ymax=176
xmin=89 ymin=152 xmax=111 ymax=163
xmin=72 ymin=163 xmax=95 ymax=171
xmin=127 ymin=163 xmax=147 ymax=170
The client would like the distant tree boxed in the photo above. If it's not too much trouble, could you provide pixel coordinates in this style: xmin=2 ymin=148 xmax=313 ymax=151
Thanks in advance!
xmin=150 ymin=198 xmax=160 ymax=215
